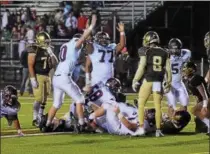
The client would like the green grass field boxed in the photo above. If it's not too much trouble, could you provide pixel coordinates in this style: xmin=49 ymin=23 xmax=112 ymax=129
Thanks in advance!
xmin=1 ymin=94 xmax=209 ymax=154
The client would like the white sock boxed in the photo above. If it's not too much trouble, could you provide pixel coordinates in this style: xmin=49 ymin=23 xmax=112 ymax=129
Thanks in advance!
xmin=46 ymin=120 xmax=51 ymax=127
xmin=202 ymin=118 xmax=210 ymax=128
xmin=78 ymin=118 xmax=84 ymax=125
xmin=33 ymin=102 xmax=40 ymax=120
xmin=38 ymin=105 xmax=45 ymax=117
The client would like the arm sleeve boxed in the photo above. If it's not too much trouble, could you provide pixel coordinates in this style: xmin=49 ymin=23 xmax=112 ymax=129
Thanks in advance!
xmin=191 ymin=75 xmax=203 ymax=87
xmin=165 ymin=57 xmax=172 ymax=84
xmin=182 ymin=49 xmax=191 ymax=62
xmin=132 ymin=56 xmax=147 ymax=83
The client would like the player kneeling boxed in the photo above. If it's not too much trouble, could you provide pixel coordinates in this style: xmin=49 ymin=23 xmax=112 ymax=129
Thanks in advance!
xmin=182 ymin=61 xmax=210 ymax=135
xmin=0 ymin=85 xmax=24 ymax=136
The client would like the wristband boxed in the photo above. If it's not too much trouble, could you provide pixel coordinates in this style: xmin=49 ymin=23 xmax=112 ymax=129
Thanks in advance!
xmin=30 ymin=77 xmax=36 ymax=81
xmin=88 ymin=25 xmax=93 ymax=31
xmin=120 ymin=32 xmax=125 ymax=36
xmin=117 ymin=113 xmax=123 ymax=119
xmin=203 ymin=100 xmax=208 ymax=108
xmin=85 ymin=73 xmax=91 ymax=85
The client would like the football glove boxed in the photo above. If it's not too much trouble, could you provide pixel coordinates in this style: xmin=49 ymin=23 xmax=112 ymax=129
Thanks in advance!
xmin=132 ymin=81 xmax=140 ymax=92
xmin=30 ymin=77 xmax=38 ymax=88
xmin=162 ymin=81 xmax=171 ymax=94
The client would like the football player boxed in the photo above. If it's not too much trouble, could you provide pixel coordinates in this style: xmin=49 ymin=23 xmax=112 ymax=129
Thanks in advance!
xmin=44 ymin=14 xmax=97 ymax=132
xmin=0 ymin=85 xmax=24 ymax=136
xmin=165 ymin=38 xmax=191 ymax=116
xmin=28 ymin=31 xmax=58 ymax=127
xmin=88 ymin=101 xmax=139 ymax=136
xmin=182 ymin=61 xmax=210 ymax=135
xmin=204 ymin=32 xmax=210 ymax=86
xmin=83 ymin=22 xmax=125 ymax=92
xmin=132 ymin=31 xmax=172 ymax=137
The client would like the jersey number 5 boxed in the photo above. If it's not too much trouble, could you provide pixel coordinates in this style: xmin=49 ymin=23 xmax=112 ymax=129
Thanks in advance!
xmin=59 ymin=45 xmax=67 ymax=62
xmin=171 ymin=63 xmax=179 ymax=74
xmin=153 ymin=56 xmax=162 ymax=72
xmin=99 ymin=50 xmax=114 ymax=63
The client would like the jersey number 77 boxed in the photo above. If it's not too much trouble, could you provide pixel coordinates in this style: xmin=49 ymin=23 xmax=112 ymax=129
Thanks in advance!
xmin=98 ymin=50 xmax=114 ymax=63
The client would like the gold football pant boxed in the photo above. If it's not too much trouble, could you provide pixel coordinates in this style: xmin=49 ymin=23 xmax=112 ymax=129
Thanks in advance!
xmin=138 ymin=79 xmax=163 ymax=129
xmin=33 ymin=74 xmax=50 ymax=104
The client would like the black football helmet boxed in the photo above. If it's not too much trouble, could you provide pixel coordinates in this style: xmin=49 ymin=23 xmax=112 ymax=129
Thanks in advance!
xmin=2 ymin=85 xmax=18 ymax=106
xmin=94 ymin=31 xmax=110 ymax=46
xmin=105 ymin=78 xmax=122 ymax=94
xmin=182 ymin=61 xmax=197 ymax=77
xmin=73 ymin=33 xmax=82 ymax=39
xmin=145 ymin=108 xmax=156 ymax=127
xmin=168 ymin=38 xmax=182 ymax=56
xmin=204 ymin=31 xmax=210 ymax=50
xmin=172 ymin=110 xmax=191 ymax=129
xmin=142 ymin=31 xmax=160 ymax=47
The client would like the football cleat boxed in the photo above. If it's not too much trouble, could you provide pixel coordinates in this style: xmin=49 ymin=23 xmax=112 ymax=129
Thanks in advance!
xmin=32 ymin=119 xmax=39 ymax=127
xmin=155 ymin=129 xmax=164 ymax=137
xmin=133 ymin=127 xmax=145 ymax=136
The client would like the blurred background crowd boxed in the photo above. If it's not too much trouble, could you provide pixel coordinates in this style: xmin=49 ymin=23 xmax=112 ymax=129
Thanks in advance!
xmin=0 ymin=1 xmax=210 ymax=93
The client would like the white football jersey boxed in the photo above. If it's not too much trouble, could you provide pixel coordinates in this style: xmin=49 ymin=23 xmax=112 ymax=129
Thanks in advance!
xmin=170 ymin=49 xmax=191 ymax=83
xmin=89 ymin=43 xmax=117 ymax=86
xmin=55 ymin=38 xmax=82 ymax=75
xmin=88 ymin=81 xmax=116 ymax=106
xmin=118 ymin=103 xmax=138 ymax=122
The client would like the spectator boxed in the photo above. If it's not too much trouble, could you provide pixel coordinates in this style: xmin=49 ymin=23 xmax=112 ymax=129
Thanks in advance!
xmin=54 ymin=9 xmax=64 ymax=24
xmin=65 ymin=12 xmax=78 ymax=36
xmin=56 ymin=23 xmax=67 ymax=38
xmin=77 ymin=11 xmax=88 ymax=33
xmin=11 ymin=26 xmax=20 ymax=39
xmin=1 ymin=9 xmax=10 ymax=29
xmin=1 ymin=26 xmax=12 ymax=41
xmin=63 ymin=1 xmax=72 ymax=19
xmin=18 ymin=35 xmax=26 ymax=58
xmin=21 ymin=9 xmax=27 ymax=24
xmin=19 ymin=49 xmax=33 ymax=96
xmin=25 ymin=25 xmax=34 ymax=44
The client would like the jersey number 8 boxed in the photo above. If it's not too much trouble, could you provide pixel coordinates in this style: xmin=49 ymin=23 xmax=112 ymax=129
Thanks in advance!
xmin=153 ymin=56 xmax=162 ymax=72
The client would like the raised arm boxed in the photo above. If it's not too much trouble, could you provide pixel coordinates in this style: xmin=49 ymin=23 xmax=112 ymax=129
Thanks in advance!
xmin=115 ymin=22 xmax=126 ymax=54
xmin=75 ymin=14 xmax=97 ymax=49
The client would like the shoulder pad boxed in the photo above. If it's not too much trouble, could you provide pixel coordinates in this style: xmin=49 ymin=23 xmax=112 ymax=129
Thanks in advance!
xmin=181 ymin=49 xmax=191 ymax=55
xmin=138 ymin=47 xmax=147 ymax=56
xmin=27 ymin=43 xmax=38 ymax=54
xmin=108 ymin=43 xmax=117 ymax=50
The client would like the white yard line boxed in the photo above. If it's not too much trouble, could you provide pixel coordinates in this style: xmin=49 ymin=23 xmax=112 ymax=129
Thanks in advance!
xmin=190 ymin=152 xmax=209 ymax=154
xmin=1 ymin=132 xmax=74 ymax=139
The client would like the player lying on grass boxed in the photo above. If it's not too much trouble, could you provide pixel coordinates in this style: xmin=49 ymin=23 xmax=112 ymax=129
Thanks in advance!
xmin=0 ymin=85 xmax=24 ymax=136
xmin=182 ymin=61 xmax=210 ymax=135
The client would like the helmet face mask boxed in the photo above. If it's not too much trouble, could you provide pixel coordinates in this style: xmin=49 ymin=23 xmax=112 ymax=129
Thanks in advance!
xmin=105 ymin=78 xmax=122 ymax=94
xmin=204 ymin=31 xmax=210 ymax=50
xmin=182 ymin=62 xmax=196 ymax=78
xmin=142 ymin=31 xmax=160 ymax=47
xmin=168 ymin=38 xmax=182 ymax=56
xmin=36 ymin=32 xmax=51 ymax=49
xmin=94 ymin=32 xmax=110 ymax=46
xmin=2 ymin=85 xmax=18 ymax=106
